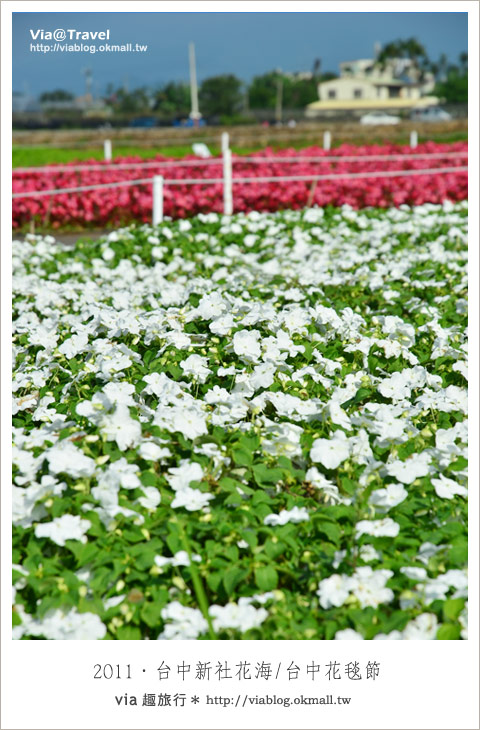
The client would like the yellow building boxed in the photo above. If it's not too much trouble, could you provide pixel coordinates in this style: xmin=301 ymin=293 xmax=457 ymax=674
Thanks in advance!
xmin=306 ymin=58 xmax=439 ymax=117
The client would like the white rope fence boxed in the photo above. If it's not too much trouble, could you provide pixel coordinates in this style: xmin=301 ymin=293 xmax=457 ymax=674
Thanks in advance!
xmin=12 ymin=177 xmax=154 ymax=198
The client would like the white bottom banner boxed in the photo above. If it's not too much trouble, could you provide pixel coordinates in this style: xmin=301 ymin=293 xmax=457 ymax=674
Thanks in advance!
xmin=2 ymin=639 xmax=478 ymax=729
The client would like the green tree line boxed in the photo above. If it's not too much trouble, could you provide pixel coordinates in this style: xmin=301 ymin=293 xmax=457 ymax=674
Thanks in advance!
xmin=38 ymin=41 xmax=468 ymax=119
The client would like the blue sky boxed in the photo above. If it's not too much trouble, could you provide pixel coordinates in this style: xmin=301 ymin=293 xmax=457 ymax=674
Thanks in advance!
xmin=13 ymin=11 xmax=467 ymax=96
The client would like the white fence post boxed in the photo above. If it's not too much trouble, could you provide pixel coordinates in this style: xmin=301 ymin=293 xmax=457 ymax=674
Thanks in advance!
xmin=223 ymin=148 xmax=233 ymax=215
xmin=152 ymin=175 xmax=164 ymax=226
xmin=410 ymin=130 xmax=418 ymax=149
xmin=104 ymin=139 xmax=112 ymax=161
xmin=221 ymin=131 xmax=230 ymax=155
xmin=323 ymin=130 xmax=331 ymax=151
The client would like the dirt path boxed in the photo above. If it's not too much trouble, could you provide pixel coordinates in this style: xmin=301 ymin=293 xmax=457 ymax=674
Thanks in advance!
xmin=13 ymin=229 xmax=110 ymax=245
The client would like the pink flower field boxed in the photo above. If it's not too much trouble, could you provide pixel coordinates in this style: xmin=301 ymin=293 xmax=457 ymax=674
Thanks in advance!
xmin=12 ymin=141 xmax=467 ymax=229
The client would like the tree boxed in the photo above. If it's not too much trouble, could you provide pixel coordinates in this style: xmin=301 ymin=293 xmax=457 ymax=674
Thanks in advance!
xmin=248 ymin=71 xmax=279 ymax=109
xmin=283 ymin=77 xmax=319 ymax=108
xmin=112 ymin=86 xmax=151 ymax=114
xmin=153 ymin=82 xmax=190 ymax=117
xmin=198 ymin=74 xmax=243 ymax=117
xmin=39 ymin=89 xmax=74 ymax=102
xmin=248 ymin=70 xmax=336 ymax=110
xmin=376 ymin=37 xmax=429 ymax=80
xmin=433 ymin=54 xmax=467 ymax=104
xmin=459 ymin=51 xmax=468 ymax=74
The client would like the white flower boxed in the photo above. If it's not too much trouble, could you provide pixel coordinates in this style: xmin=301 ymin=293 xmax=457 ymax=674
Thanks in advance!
xmin=209 ymin=314 xmax=235 ymax=335
xmin=142 ymin=372 xmax=186 ymax=401
xmin=166 ymin=461 xmax=203 ymax=491
xmin=159 ymin=601 xmax=208 ymax=640
xmin=400 ymin=566 xmax=428 ymax=581
xmin=402 ymin=613 xmax=438 ymax=640
xmin=262 ymin=420 xmax=303 ymax=459
xmin=159 ymin=405 xmax=208 ymax=440
xmin=34 ymin=514 xmax=91 ymax=546
xmin=452 ymin=361 xmax=467 ymax=380
xmin=349 ymin=567 xmax=394 ymax=609
xmin=210 ymin=600 xmax=268 ymax=633
xmin=250 ymin=362 xmax=276 ymax=389
xmin=317 ymin=574 xmax=354 ymax=609
xmin=431 ymin=474 xmax=467 ymax=500
xmin=102 ymin=247 xmax=115 ymax=261
xmin=138 ymin=441 xmax=170 ymax=462
xmin=99 ymin=458 xmax=141 ymax=489
xmin=99 ymin=404 xmax=142 ymax=451
xmin=359 ymin=544 xmax=381 ymax=563
xmin=232 ymin=329 xmax=261 ymax=362
xmin=377 ymin=373 xmax=410 ymax=400
xmin=138 ymin=487 xmax=161 ymax=510
xmin=102 ymin=381 xmax=136 ymax=406
xmin=334 ymin=629 xmax=364 ymax=640
xmin=189 ymin=292 xmax=227 ymax=321
xmin=355 ymin=518 xmax=400 ymax=538
xmin=305 ymin=466 xmax=350 ymax=505
xmin=264 ymin=506 xmax=309 ymax=527
xmin=385 ymin=452 xmax=431 ymax=484
xmin=327 ymin=401 xmax=352 ymax=431
xmin=180 ymin=354 xmax=212 ymax=383
xmin=19 ymin=608 xmax=106 ymax=640
xmin=171 ymin=487 xmax=214 ymax=511
xmin=369 ymin=483 xmax=408 ymax=511
xmin=103 ymin=595 xmax=126 ymax=610
xmin=58 ymin=333 xmax=89 ymax=359
xmin=204 ymin=385 xmax=231 ymax=405
xmin=310 ymin=430 xmax=350 ymax=470
xmin=46 ymin=441 xmax=96 ymax=478
xmin=154 ymin=550 xmax=201 ymax=568
xmin=417 ymin=541 xmax=446 ymax=565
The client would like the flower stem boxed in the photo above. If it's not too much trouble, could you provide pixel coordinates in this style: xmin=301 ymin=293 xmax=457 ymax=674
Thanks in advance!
xmin=177 ymin=519 xmax=217 ymax=640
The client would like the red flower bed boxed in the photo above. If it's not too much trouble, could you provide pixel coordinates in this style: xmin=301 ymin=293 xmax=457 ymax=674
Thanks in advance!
xmin=12 ymin=141 xmax=468 ymax=229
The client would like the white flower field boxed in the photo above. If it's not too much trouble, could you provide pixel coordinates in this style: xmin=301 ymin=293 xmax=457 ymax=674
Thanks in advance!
xmin=12 ymin=201 xmax=467 ymax=640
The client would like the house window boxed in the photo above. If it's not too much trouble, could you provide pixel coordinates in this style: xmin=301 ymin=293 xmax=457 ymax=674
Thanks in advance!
xmin=388 ymin=87 xmax=401 ymax=98
xmin=353 ymin=88 xmax=363 ymax=99
xmin=328 ymin=90 xmax=336 ymax=99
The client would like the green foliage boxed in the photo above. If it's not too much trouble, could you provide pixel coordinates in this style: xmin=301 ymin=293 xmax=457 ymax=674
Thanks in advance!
xmin=199 ymin=74 xmax=244 ymax=118
xmin=248 ymin=70 xmax=333 ymax=110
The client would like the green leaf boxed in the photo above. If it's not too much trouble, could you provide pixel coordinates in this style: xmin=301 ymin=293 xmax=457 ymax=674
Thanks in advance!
xmin=449 ymin=456 xmax=468 ymax=471
xmin=442 ymin=598 xmax=465 ymax=622
xmin=116 ymin=626 xmax=142 ymax=640
xmin=264 ymin=539 xmax=286 ymax=559
xmin=140 ymin=600 xmax=165 ymax=628
xmin=140 ymin=471 xmax=158 ymax=487
xmin=232 ymin=448 xmax=253 ymax=467
xmin=254 ymin=565 xmax=278 ymax=591
xmin=437 ymin=624 xmax=461 ymax=640
xmin=315 ymin=520 xmax=341 ymax=545
xmin=206 ymin=571 xmax=222 ymax=593
xmin=223 ymin=567 xmax=247 ymax=596
xmin=448 ymin=541 xmax=467 ymax=566
xmin=252 ymin=464 xmax=283 ymax=487
xmin=143 ymin=350 xmax=156 ymax=366
xmin=340 ymin=477 xmax=356 ymax=496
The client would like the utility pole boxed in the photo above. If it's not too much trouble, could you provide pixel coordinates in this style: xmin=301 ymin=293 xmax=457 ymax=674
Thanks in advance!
xmin=189 ymin=42 xmax=201 ymax=123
